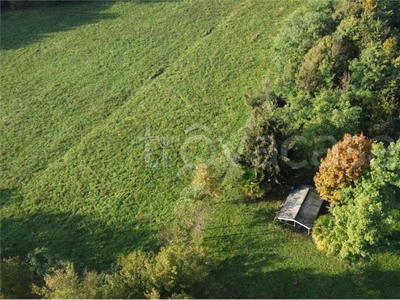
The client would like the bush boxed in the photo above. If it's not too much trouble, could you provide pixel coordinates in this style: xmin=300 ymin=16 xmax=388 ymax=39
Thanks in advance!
xmin=103 ymin=251 xmax=149 ymax=299
xmin=0 ymin=256 xmax=33 ymax=299
xmin=314 ymin=133 xmax=372 ymax=205
xmin=237 ymin=101 xmax=289 ymax=199
xmin=312 ymin=214 xmax=334 ymax=253
xmin=190 ymin=164 xmax=219 ymax=199
xmin=240 ymin=167 xmax=267 ymax=201
xmin=25 ymin=247 xmax=61 ymax=286
xmin=146 ymin=243 xmax=212 ymax=298
xmin=104 ymin=243 xmax=213 ymax=299
xmin=32 ymin=262 xmax=104 ymax=299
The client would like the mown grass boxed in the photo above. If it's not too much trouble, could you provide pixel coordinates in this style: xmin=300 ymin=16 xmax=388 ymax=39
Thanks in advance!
xmin=1 ymin=0 xmax=400 ymax=298
xmin=205 ymin=180 xmax=400 ymax=298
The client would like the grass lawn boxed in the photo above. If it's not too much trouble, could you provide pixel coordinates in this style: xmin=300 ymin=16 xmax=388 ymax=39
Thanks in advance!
xmin=1 ymin=0 xmax=400 ymax=298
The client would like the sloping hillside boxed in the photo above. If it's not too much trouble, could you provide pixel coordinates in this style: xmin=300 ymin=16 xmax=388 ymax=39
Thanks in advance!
xmin=1 ymin=0 xmax=400 ymax=298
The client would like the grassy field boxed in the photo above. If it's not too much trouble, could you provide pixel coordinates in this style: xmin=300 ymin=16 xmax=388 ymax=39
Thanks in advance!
xmin=1 ymin=0 xmax=400 ymax=298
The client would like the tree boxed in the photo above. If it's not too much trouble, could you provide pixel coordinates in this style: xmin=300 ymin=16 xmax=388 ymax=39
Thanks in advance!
xmin=104 ymin=243 xmax=214 ymax=299
xmin=265 ymin=0 xmax=400 ymax=140
xmin=296 ymin=35 xmax=354 ymax=93
xmin=25 ymin=247 xmax=61 ymax=287
xmin=270 ymin=0 xmax=337 ymax=95
xmin=349 ymin=43 xmax=400 ymax=137
xmin=283 ymin=90 xmax=361 ymax=143
xmin=314 ymin=133 xmax=372 ymax=205
xmin=146 ymin=243 xmax=212 ymax=298
xmin=327 ymin=181 xmax=394 ymax=260
xmin=314 ymin=140 xmax=399 ymax=260
xmin=32 ymin=262 xmax=104 ymax=299
xmin=103 ymin=250 xmax=149 ymax=299
xmin=237 ymin=101 xmax=289 ymax=199
xmin=368 ymin=139 xmax=400 ymax=188
xmin=0 ymin=256 xmax=33 ymax=299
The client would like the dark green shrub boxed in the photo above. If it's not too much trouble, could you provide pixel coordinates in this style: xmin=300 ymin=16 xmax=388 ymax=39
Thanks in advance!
xmin=0 ymin=256 xmax=33 ymax=299
xmin=25 ymin=247 xmax=60 ymax=286
xmin=240 ymin=167 xmax=266 ymax=201
xmin=237 ymin=101 xmax=289 ymax=198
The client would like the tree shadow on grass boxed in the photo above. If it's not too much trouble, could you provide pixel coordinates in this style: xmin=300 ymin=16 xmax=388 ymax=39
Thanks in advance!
xmin=135 ymin=0 xmax=183 ymax=3
xmin=0 ymin=188 xmax=23 ymax=208
xmin=209 ymin=203 xmax=400 ymax=298
xmin=1 ymin=211 xmax=155 ymax=271
xmin=1 ymin=1 xmax=117 ymax=50
xmin=212 ymin=255 xmax=400 ymax=298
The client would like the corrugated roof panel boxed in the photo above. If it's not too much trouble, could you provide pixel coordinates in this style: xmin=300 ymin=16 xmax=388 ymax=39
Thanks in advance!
xmin=278 ymin=186 xmax=309 ymax=221
xmin=296 ymin=189 xmax=324 ymax=229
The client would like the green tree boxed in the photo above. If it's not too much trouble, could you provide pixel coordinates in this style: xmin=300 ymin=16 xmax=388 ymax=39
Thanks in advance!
xmin=369 ymin=139 xmax=400 ymax=187
xmin=237 ymin=101 xmax=289 ymax=199
xmin=25 ymin=247 xmax=61 ymax=287
xmin=32 ymin=262 xmax=104 ymax=299
xmin=271 ymin=0 xmax=337 ymax=95
xmin=349 ymin=43 xmax=400 ymax=137
xmin=264 ymin=0 xmax=400 ymax=140
xmin=103 ymin=250 xmax=149 ymax=299
xmin=104 ymin=243 xmax=213 ymax=299
xmin=316 ymin=140 xmax=399 ymax=260
xmin=146 ymin=243 xmax=212 ymax=298
xmin=283 ymin=90 xmax=361 ymax=143
xmin=0 ymin=256 xmax=33 ymax=299
xmin=327 ymin=178 xmax=395 ymax=260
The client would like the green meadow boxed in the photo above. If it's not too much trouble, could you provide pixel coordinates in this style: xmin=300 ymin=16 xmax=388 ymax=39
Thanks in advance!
xmin=1 ymin=0 xmax=400 ymax=298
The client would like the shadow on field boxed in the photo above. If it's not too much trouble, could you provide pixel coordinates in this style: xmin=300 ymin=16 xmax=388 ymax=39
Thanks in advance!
xmin=212 ymin=256 xmax=400 ymax=298
xmin=136 ymin=0 xmax=183 ymax=3
xmin=208 ymin=202 xmax=400 ymax=298
xmin=0 ymin=188 xmax=21 ymax=207
xmin=1 ymin=1 xmax=117 ymax=50
xmin=1 ymin=212 xmax=154 ymax=270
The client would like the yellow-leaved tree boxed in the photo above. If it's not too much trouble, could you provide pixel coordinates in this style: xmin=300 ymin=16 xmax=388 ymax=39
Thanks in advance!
xmin=314 ymin=133 xmax=372 ymax=205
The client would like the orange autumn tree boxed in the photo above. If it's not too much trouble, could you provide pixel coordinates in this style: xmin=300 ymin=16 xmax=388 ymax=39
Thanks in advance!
xmin=314 ymin=133 xmax=372 ymax=205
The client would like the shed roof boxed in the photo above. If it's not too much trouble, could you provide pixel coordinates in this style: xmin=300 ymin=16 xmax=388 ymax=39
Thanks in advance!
xmin=278 ymin=185 xmax=324 ymax=231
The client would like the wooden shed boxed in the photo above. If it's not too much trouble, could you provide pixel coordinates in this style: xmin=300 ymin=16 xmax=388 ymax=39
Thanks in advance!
xmin=278 ymin=185 xmax=324 ymax=234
